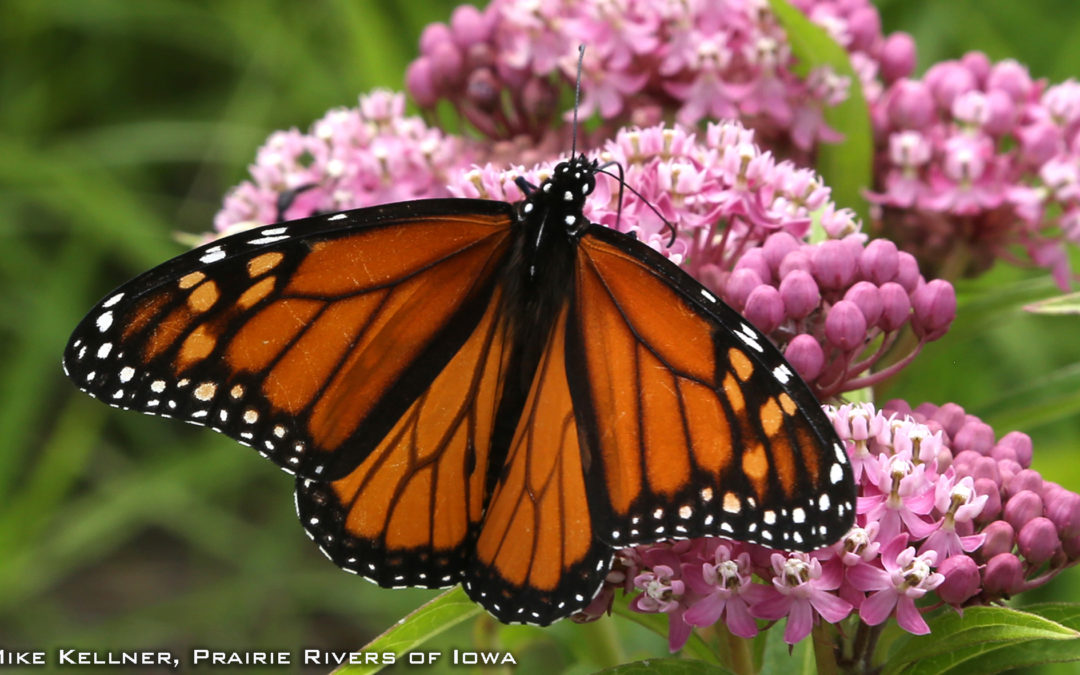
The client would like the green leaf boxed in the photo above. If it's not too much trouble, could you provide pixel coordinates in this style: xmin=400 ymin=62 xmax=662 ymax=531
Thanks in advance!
xmin=1024 ymin=291 xmax=1080 ymax=315
xmin=610 ymin=599 xmax=720 ymax=665
xmin=333 ymin=588 xmax=481 ymax=675
xmin=767 ymin=0 xmax=873 ymax=223
xmin=882 ymin=606 xmax=1080 ymax=675
xmin=594 ymin=657 xmax=733 ymax=675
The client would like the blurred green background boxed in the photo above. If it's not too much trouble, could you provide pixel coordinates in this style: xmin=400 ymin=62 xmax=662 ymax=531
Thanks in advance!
xmin=3 ymin=0 xmax=1080 ymax=672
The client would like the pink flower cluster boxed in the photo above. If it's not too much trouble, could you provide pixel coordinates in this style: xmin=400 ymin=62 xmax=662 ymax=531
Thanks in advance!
xmin=406 ymin=0 xmax=914 ymax=156
xmin=599 ymin=402 xmax=1080 ymax=654
xmin=215 ymin=91 xmax=472 ymax=233
xmin=870 ymin=54 xmax=1080 ymax=287
xmin=445 ymin=123 xmax=955 ymax=399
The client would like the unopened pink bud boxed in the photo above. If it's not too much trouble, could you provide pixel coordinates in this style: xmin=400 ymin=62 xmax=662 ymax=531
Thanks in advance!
xmin=450 ymin=4 xmax=494 ymax=47
xmin=785 ymin=334 xmax=825 ymax=381
xmin=986 ymin=59 xmax=1034 ymax=102
xmin=886 ymin=80 xmax=936 ymax=129
xmin=419 ymin=22 xmax=453 ymax=56
xmin=936 ymin=554 xmax=981 ymax=605
xmin=779 ymin=270 xmax=820 ymax=319
xmin=894 ymin=252 xmax=921 ymax=291
xmin=744 ymin=285 xmax=784 ymax=333
xmin=980 ymin=520 xmax=1015 ymax=559
xmin=1003 ymin=490 xmax=1044 ymax=531
xmin=877 ymin=282 xmax=911 ymax=331
xmin=733 ymin=248 xmax=772 ymax=284
xmin=925 ymin=61 xmax=978 ymax=110
xmin=1045 ymin=490 xmax=1080 ymax=539
xmin=860 ymin=238 xmax=900 ymax=284
xmin=971 ymin=456 xmax=1001 ymax=484
xmin=961 ymin=51 xmax=992 ymax=84
xmin=982 ymin=552 xmax=1023 ymax=597
xmin=998 ymin=431 xmax=1033 ymax=468
xmin=406 ymin=58 xmax=439 ymax=107
xmin=812 ymin=240 xmax=858 ymax=290
xmin=1018 ymin=517 xmax=1061 ymax=565
xmin=763 ymin=232 xmax=802 ymax=273
xmin=879 ymin=32 xmax=917 ymax=83
xmin=725 ymin=268 xmax=764 ymax=310
xmin=911 ymin=279 xmax=957 ymax=340
xmin=825 ymin=300 xmax=868 ymax=351
xmin=778 ymin=249 xmax=813 ymax=277
xmin=1006 ymin=469 xmax=1043 ymax=499
xmin=975 ymin=477 xmax=1003 ymax=524
xmin=1018 ymin=121 xmax=1063 ymax=167
xmin=954 ymin=420 xmax=995 ymax=455
xmin=844 ymin=281 xmax=883 ymax=327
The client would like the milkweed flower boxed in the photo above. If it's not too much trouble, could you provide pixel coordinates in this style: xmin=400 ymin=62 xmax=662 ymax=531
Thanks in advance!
xmin=615 ymin=401 xmax=1080 ymax=650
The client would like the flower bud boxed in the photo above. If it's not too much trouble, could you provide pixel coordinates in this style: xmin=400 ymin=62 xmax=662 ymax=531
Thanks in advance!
xmin=983 ymin=90 xmax=1017 ymax=136
xmin=912 ymin=279 xmax=957 ymax=340
xmin=1045 ymin=489 xmax=1080 ymax=539
xmin=844 ymin=281 xmax=883 ymax=327
xmin=954 ymin=420 xmax=995 ymax=455
xmin=936 ymin=554 xmax=981 ymax=605
xmin=419 ymin=22 xmax=453 ymax=56
xmin=733 ymin=248 xmax=772 ymax=285
xmin=778 ymin=249 xmax=813 ymax=277
xmin=724 ymin=268 xmax=764 ymax=310
xmin=925 ymin=61 xmax=977 ymax=110
xmin=974 ymin=477 xmax=1003 ymax=524
xmin=450 ymin=4 xmax=494 ymax=47
xmin=763 ymin=232 xmax=801 ymax=273
xmin=877 ymin=282 xmax=911 ymax=332
xmin=1003 ymin=490 xmax=1044 ymax=531
xmin=998 ymin=431 xmax=1033 ymax=468
xmin=982 ymin=552 xmax=1024 ymax=597
xmin=894 ymin=252 xmax=921 ymax=291
xmin=406 ymin=58 xmax=439 ymax=107
xmin=786 ymin=334 xmax=825 ymax=382
xmin=825 ymin=300 xmax=868 ymax=351
xmin=952 ymin=449 xmax=981 ymax=476
xmin=886 ymin=80 xmax=936 ymax=130
xmin=933 ymin=402 xmax=968 ymax=438
xmin=785 ymin=335 xmax=825 ymax=381
xmin=971 ymin=456 xmax=1001 ymax=483
xmin=961 ymin=51 xmax=992 ymax=84
xmin=986 ymin=59 xmax=1034 ymax=102
xmin=1018 ymin=121 xmax=1063 ymax=167
xmin=812 ymin=240 xmax=858 ymax=290
xmin=980 ymin=520 xmax=1015 ymax=559
xmin=779 ymin=270 xmax=820 ymax=319
xmin=430 ymin=41 xmax=466 ymax=90
xmin=860 ymin=238 xmax=900 ymax=284
xmin=879 ymin=32 xmax=917 ymax=83
xmin=744 ymin=285 xmax=784 ymax=333
xmin=1006 ymin=469 xmax=1043 ymax=500
xmin=1018 ymin=517 xmax=1061 ymax=565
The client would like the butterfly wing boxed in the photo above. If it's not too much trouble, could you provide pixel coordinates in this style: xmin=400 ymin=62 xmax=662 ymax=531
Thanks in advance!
xmin=295 ymin=284 xmax=512 ymax=588
xmin=63 ymin=199 xmax=515 ymax=481
xmin=467 ymin=305 xmax=613 ymax=626
xmin=567 ymin=226 xmax=856 ymax=551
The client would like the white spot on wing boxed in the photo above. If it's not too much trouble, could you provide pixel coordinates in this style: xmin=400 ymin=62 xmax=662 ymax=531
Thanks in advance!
xmin=96 ymin=311 xmax=113 ymax=332
xmin=772 ymin=364 xmax=792 ymax=384
xmin=735 ymin=323 xmax=764 ymax=352
xmin=96 ymin=343 xmax=112 ymax=359
xmin=700 ymin=288 xmax=717 ymax=303
xmin=102 ymin=293 xmax=125 ymax=308
xmin=830 ymin=463 xmax=844 ymax=484
xmin=119 ymin=367 xmax=135 ymax=383
xmin=199 ymin=249 xmax=226 ymax=264
xmin=247 ymin=235 xmax=289 ymax=246
xmin=150 ymin=380 xmax=166 ymax=393
xmin=261 ymin=226 xmax=287 ymax=236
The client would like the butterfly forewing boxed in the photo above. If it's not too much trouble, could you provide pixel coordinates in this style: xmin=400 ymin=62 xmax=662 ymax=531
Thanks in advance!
xmin=63 ymin=200 xmax=515 ymax=481
xmin=567 ymin=226 xmax=856 ymax=551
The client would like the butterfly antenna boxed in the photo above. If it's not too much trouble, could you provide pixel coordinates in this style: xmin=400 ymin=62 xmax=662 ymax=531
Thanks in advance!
xmin=596 ymin=164 xmax=679 ymax=247
xmin=571 ymin=44 xmax=584 ymax=159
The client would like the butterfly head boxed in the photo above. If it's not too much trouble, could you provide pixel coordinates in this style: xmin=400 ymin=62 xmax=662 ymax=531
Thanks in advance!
xmin=527 ymin=154 xmax=598 ymax=237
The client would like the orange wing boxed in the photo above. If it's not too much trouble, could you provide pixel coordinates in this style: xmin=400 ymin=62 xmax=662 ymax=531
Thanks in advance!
xmin=565 ymin=228 xmax=856 ymax=551
xmin=296 ymin=287 xmax=512 ymax=588
xmin=62 ymin=200 xmax=514 ymax=481
xmin=466 ymin=305 xmax=612 ymax=625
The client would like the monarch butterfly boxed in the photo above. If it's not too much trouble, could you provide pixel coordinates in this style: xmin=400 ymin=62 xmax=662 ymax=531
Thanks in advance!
xmin=63 ymin=152 xmax=856 ymax=626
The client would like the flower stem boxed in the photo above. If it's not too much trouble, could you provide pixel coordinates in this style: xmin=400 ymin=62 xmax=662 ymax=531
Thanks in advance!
xmin=812 ymin=622 xmax=841 ymax=675
xmin=721 ymin=626 xmax=755 ymax=675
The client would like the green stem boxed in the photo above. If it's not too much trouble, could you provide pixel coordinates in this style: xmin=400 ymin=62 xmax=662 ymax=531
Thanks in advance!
xmin=812 ymin=622 xmax=841 ymax=675
xmin=721 ymin=625 xmax=755 ymax=675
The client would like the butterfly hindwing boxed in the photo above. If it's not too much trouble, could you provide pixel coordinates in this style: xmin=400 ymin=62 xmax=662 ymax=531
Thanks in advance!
xmin=466 ymin=304 xmax=613 ymax=625
xmin=296 ymin=286 xmax=514 ymax=588
xmin=63 ymin=200 xmax=515 ymax=481
xmin=566 ymin=226 xmax=856 ymax=551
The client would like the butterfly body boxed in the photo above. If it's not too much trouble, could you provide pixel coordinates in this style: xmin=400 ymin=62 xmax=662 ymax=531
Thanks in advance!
xmin=64 ymin=155 xmax=855 ymax=626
